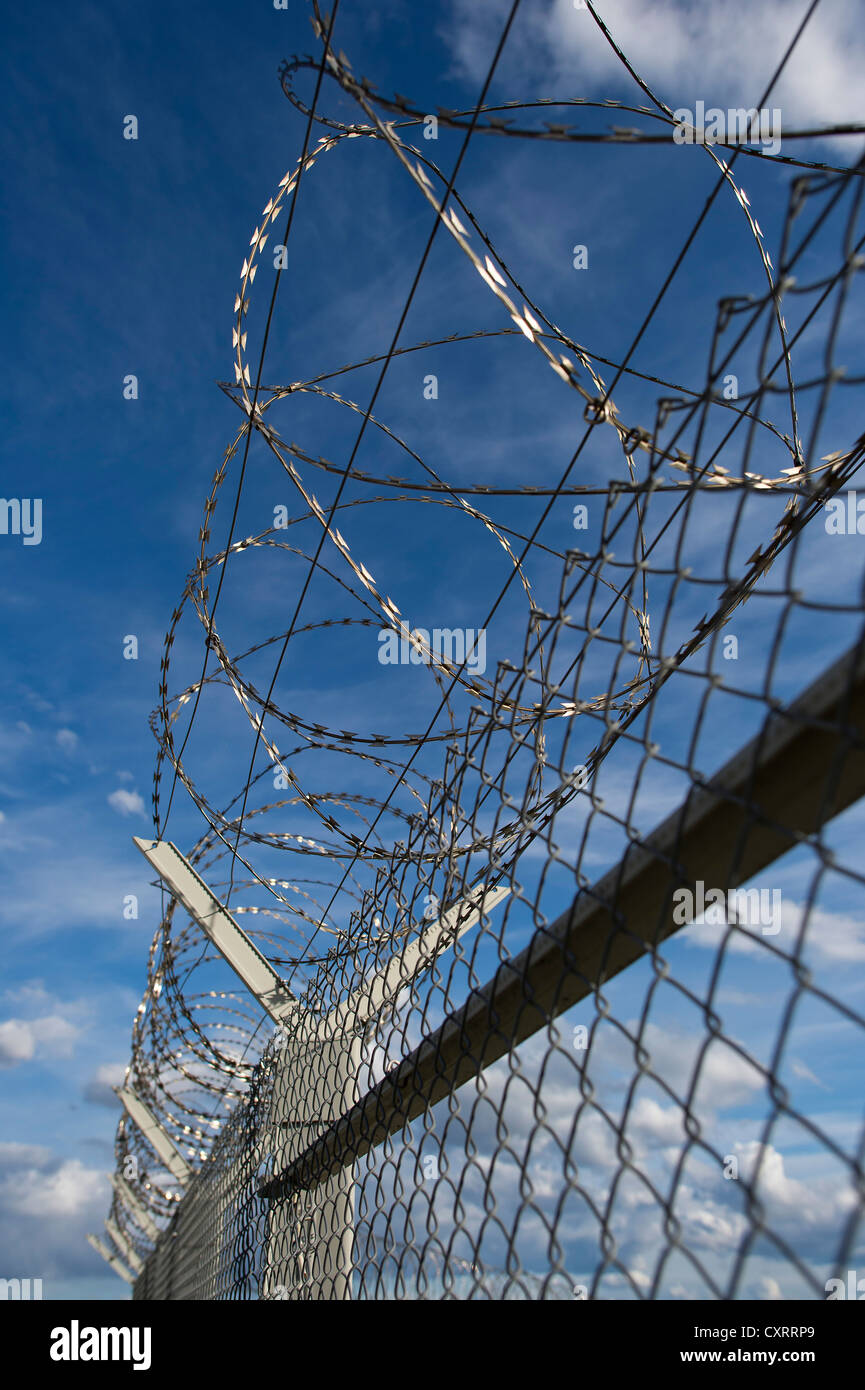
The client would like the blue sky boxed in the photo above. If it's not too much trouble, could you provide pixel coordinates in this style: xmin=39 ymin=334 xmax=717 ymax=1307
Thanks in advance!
xmin=1 ymin=0 xmax=864 ymax=1301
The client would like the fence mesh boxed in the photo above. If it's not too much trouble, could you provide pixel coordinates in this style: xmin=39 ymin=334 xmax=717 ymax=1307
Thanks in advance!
xmin=105 ymin=0 xmax=865 ymax=1301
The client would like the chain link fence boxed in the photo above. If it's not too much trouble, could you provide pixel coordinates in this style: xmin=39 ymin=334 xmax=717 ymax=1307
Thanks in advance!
xmin=130 ymin=632 xmax=865 ymax=1300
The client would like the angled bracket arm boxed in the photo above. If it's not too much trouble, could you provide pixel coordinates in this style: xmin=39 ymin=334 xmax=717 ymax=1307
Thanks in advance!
xmin=325 ymin=882 xmax=511 ymax=1041
xmin=109 ymin=1173 xmax=161 ymax=1242
xmin=116 ymin=1086 xmax=192 ymax=1185
xmin=105 ymin=1216 xmax=144 ymax=1274
xmin=133 ymin=837 xmax=297 ymax=1024
xmin=86 ymin=1233 xmax=134 ymax=1286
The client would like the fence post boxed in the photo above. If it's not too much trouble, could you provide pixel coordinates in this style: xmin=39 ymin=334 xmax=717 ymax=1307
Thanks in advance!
xmin=262 ymin=1023 xmax=360 ymax=1300
xmin=260 ymin=884 xmax=509 ymax=1298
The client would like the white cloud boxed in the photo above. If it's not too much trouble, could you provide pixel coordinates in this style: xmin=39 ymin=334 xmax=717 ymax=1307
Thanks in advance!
xmin=107 ymin=788 xmax=146 ymax=817
xmin=444 ymin=0 xmax=864 ymax=143
xmin=0 ymin=1142 xmax=52 ymax=1168
xmin=0 ymin=1019 xmax=35 ymax=1065
xmin=56 ymin=729 xmax=78 ymax=753
xmin=628 ymin=1095 xmax=687 ymax=1146
xmin=732 ymin=1140 xmax=857 ymax=1234
xmin=0 ymin=1143 xmax=111 ymax=1285
xmin=597 ymin=1019 xmax=765 ymax=1114
xmin=0 ymin=1155 xmax=107 ymax=1220
xmin=758 ymin=1275 xmax=784 ymax=1300
xmin=32 ymin=1015 xmax=79 ymax=1053
xmin=84 ymin=1062 xmax=126 ymax=1108
xmin=683 ymin=898 xmax=865 ymax=966
xmin=0 ymin=1013 xmax=79 ymax=1067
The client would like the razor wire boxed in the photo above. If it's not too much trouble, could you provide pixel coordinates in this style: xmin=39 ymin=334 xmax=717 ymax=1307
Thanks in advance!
xmin=104 ymin=0 xmax=865 ymax=1299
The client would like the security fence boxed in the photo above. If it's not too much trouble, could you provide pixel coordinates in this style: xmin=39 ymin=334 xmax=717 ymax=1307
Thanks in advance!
xmin=93 ymin=0 xmax=865 ymax=1302
xmin=130 ymin=636 xmax=865 ymax=1300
